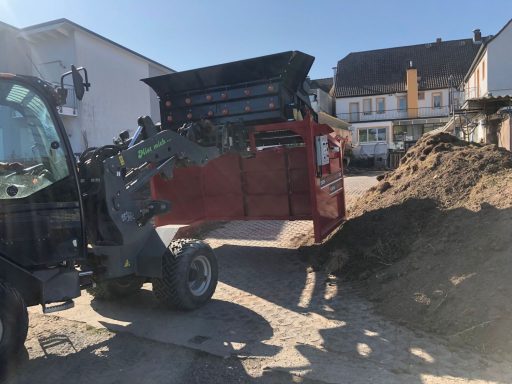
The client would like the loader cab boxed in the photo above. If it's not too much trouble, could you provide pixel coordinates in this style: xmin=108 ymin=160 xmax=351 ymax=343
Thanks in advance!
xmin=0 ymin=74 xmax=85 ymax=271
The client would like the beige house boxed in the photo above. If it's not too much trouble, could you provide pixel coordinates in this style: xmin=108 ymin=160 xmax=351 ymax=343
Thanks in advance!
xmin=333 ymin=33 xmax=482 ymax=161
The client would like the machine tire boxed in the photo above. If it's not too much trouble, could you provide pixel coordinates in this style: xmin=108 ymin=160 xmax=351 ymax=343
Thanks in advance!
xmin=153 ymin=239 xmax=218 ymax=310
xmin=87 ymin=276 xmax=145 ymax=300
xmin=0 ymin=280 xmax=28 ymax=364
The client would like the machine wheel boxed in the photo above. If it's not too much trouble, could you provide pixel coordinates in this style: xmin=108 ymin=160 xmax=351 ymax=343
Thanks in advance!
xmin=87 ymin=276 xmax=145 ymax=300
xmin=0 ymin=280 xmax=28 ymax=364
xmin=153 ymin=239 xmax=218 ymax=310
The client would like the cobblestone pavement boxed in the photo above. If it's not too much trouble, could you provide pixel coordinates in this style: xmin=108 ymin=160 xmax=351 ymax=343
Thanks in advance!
xmin=344 ymin=172 xmax=381 ymax=211
xmin=47 ymin=173 xmax=512 ymax=383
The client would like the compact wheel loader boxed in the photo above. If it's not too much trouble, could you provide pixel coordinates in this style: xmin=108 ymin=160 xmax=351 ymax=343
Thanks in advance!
xmin=0 ymin=51 xmax=346 ymax=366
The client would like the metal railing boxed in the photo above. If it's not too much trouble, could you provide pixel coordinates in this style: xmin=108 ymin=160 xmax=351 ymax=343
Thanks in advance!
xmin=462 ymin=87 xmax=512 ymax=102
xmin=463 ymin=87 xmax=480 ymax=101
xmin=52 ymin=83 xmax=78 ymax=116
xmin=338 ymin=106 xmax=451 ymax=123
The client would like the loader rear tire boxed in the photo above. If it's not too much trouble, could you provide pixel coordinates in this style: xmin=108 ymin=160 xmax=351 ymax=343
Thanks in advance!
xmin=87 ymin=276 xmax=145 ymax=300
xmin=0 ymin=280 xmax=28 ymax=365
xmin=153 ymin=239 xmax=218 ymax=310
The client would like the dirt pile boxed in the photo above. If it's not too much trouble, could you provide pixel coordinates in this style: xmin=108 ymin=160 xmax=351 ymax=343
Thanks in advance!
xmin=326 ymin=132 xmax=512 ymax=356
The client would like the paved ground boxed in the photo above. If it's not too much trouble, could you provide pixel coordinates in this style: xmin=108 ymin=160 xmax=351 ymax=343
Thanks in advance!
xmin=10 ymin=172 xmax=512 ymax=383
xmin=343 ymin=172 xmax=382 ymax=211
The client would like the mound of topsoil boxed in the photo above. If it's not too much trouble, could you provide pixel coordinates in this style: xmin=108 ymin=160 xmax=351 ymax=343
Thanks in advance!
xmin=325 ymin=132 xmax=512 ymax=356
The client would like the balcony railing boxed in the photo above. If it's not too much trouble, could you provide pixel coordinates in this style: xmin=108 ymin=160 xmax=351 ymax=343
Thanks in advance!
xmin=338 ymin=106 xmax=451 ymax=123
xmin=463 ymin=87 xmax=480 ymax=101
xmin=52 ymin=83 xmax=78 ymax=116
xmin=462 ymin=87 xmax=512 ymax=102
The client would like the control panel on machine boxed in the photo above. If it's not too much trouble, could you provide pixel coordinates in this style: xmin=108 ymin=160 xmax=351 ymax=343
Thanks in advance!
xmin=315 ymin=135 xmax=330 ymax=166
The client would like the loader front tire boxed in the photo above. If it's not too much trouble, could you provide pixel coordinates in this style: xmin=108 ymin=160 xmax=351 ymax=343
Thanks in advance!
xmin=87 ymin=276 xmax=145 ymax=300
xmin=0 ymin=280 xmax=28 ymax=365
xmin=153 ymin=239 xmax=218 ymax=310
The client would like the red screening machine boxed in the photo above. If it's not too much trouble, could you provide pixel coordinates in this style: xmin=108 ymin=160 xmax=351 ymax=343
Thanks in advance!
xmin=144 ymin=51 xmax=345 ymax=242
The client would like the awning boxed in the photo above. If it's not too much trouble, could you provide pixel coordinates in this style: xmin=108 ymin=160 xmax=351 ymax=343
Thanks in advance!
xmin=318 ymin=111 xmax=349 ymax=130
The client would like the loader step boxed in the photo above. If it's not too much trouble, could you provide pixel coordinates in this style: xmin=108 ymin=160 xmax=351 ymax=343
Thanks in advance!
xmin=42 ymin=300 xmax=75 ymax=314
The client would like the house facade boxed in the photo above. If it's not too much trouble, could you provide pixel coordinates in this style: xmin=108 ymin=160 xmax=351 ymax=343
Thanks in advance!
xmin=334 ymin=35 xmax=482 ymax=160
xmin=459 ymin=20 xmax=512 ymax=150
xmin=0 ymin=19 xmax=173 ymax=153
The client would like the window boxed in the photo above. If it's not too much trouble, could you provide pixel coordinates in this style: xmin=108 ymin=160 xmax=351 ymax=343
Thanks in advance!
xmin=452 ymin=92 xmax=460 ymax=110
xmin=432 ymin=92 xmax=442 ymax=109
xmin=476 ymin=69 xmax=480 ymax=97
xmin=359 ymin=129 xmax=368 ymax=143
xmin=376 ymin=97 xmax=385 ymax=114
xmin=0 ymin=81 xmax=70 ymax=199
xmin=418 ymin=92 xmax=425 ymax=100
xmin=482 ymin=60 xmax=486 ymax=80
xmin=397 ymin=96 xmax=407 ymax=111
xmin=358 ymin=127 xmax=387 ymax=143
xmin=349 ymin=102 xmax=360 ymax=122
xmin=363 ymin=99 xmax=372 ymax=115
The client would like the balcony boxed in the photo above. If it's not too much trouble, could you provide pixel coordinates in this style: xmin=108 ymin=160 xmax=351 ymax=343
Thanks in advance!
xmin=462 ymin=87 xmax=512 ymax=104
xmin=52 ymin=83 xmax=78 ymax=117
xmin=463 ymin=87 xmax=480 ymax=102
xmin=338 ymin=106 xmax=451 ymax=123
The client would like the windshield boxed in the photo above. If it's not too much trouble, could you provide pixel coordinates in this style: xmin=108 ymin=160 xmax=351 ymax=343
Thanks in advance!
xmin=0 ymin=80 xmax=70 ymax=199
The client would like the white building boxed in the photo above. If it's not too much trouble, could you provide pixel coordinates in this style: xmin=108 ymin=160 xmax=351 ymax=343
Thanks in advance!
xmin=308 ymin=77 xmax=334 ymax=115
xmin=0 ymin=18 xmax=173 ymax=153
xmin=333 ymin=34 xmax=482 ymax=162
xmin=460 ymin=20 xmax=512 ymax=150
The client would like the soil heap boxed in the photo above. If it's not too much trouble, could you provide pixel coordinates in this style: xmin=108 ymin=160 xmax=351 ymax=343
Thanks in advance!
xmin=326 ymin=132 xmax=512 ymax=356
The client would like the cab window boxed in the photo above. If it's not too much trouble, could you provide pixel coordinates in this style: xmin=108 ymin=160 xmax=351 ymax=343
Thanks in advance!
xmin=0 ymin=81 xmax=70 ymax=199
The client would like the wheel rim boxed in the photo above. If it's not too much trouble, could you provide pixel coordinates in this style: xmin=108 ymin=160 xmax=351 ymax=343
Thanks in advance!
xmin=188 ymin=255 xmax=212 ymax=296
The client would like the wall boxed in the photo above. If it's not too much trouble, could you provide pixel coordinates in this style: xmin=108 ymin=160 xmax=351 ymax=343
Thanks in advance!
xmin=498 ymin=115 xmax=511 ymax=151
xmin=74 ymin=29 xmax=153 ymax=150
xmin=27 ymin=33 xmax=76 ymax=83
xmin=0 ymin=25 xmax=31 ymax=74
xmin=465 ymin=51 xmax=488 ymax=99
xmin=487 ymin=22 xmax=512 ymax=97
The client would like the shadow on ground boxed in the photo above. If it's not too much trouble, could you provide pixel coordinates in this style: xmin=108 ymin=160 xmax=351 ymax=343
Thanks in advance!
xmin=9 ymin=201 xmax=512 ymax=383
xmin=5 ymin=327 xmax=322 ymax=384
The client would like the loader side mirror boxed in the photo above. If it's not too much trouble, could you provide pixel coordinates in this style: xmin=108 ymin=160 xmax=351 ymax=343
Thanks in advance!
xmin=60 ymin=65 xmax=90 ymax=103
xmin=71 ymin=65 xmax=85 ymax=101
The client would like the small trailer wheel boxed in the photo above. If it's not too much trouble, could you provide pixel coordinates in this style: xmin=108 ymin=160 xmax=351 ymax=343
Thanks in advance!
xmin=0 ymin=280 xmax=28 ymax=364
xmin=87 ymin=276 xmax=145 ymax=300
xmin=153 ymin=239 xmax=218 ymax=310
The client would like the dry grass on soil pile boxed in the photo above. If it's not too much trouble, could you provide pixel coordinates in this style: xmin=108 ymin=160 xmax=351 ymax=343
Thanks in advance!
xmin=326 ymin=132 xmax=512 ymax=356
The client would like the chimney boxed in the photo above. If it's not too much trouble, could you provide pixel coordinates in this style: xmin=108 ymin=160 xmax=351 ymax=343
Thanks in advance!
xmin=406 ymin=63 xmax=418 ymax=118
xmin=436 ymin=37 xmax=442 ymax=43
xmin=473 ymin=29 xmax=482 ymax=43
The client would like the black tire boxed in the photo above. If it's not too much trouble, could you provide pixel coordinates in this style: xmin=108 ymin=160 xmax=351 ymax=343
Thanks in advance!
xmin=153 ymin=239 xmax=218 ymax=310
xmin=87 ymin=276 xmax=145 ymax=300
xmin=0 ymin=280 xmax=28 ymax=364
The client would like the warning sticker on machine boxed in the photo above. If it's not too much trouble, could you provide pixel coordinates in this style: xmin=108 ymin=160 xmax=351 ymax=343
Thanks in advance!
xmin=327 ymin=180 xmax=343 ymax=195
xmin=319 ymin=170 xmax=343 ymax=188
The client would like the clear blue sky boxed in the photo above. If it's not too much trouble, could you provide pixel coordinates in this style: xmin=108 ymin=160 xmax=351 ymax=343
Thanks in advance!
xmin=1 ymin=0 xmax=510 ymax=79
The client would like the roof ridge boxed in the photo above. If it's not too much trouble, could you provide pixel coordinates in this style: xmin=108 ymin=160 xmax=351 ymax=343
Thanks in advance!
xmin=18 ymin=18 xmax=174 ymax=72
xmin=343 ymin=37 xmax=477 ymax=59
xmin=334 ymin=35 xmax=481 ymax=98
